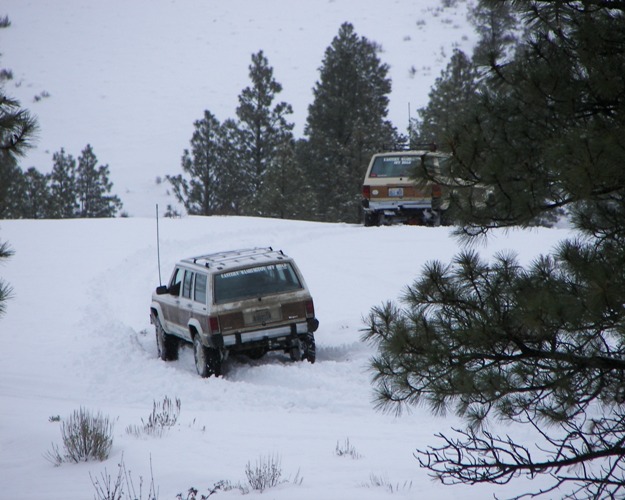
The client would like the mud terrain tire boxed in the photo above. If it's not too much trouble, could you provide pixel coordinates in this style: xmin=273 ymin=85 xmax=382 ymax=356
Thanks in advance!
xmin=193 ymin=335 xmax=222 ymax=378
xmin=302 ymin=333 xmax=316 ymax=364
xmin=154 ymin=315 xmax=179 ymax=361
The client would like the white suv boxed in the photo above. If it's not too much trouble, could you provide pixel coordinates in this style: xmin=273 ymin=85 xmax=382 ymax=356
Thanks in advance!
xmin=150 ymin=248 xmax=318 ymax=377
xmin=361 ymin=150 xmax=449 ymax=226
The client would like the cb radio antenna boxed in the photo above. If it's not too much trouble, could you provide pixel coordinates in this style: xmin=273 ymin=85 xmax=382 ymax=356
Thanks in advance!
xmin=156 ymin=204 xmax=162 ymax=286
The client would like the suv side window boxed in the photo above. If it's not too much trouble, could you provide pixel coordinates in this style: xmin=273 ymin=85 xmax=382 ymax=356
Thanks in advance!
xmin=169 ymin=267 xmax=184 ymax=296
xmin=194 ymin=273 xmax=207 ymax=304
xmin=182 ymin=270 xmax=194 ymax=299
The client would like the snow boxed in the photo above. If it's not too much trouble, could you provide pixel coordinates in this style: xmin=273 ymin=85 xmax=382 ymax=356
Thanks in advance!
xmin=0 ymin=2 xmax=574 ymax=499
xmin=0 ymin=217 xmax=572 ymax=499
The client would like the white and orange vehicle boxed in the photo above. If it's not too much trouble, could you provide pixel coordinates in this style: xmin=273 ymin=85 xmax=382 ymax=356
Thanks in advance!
xmin=361 ymin=150 xmax=449 ymax=226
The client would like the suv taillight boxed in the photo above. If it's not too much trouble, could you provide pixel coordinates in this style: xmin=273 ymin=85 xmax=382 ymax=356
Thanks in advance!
xmin=305 ymin=299 xmax=315 ymax=318
xmin=208 ymin=316 xmax=220 ymax=334
xmin=362 ymin=185 xmax=371 ymax=200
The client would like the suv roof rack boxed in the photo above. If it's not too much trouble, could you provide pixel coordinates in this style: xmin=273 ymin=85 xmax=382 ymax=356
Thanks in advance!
xmin=182 ymin=247 xmax=287 ymax=270
xmin=379 ymin=142 xmax=438 ymax=152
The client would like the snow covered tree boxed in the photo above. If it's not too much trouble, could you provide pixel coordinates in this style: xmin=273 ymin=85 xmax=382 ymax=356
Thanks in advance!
xmin=365 ymin=1 xmax=625 ymax=498
xmin=75 ymin=144 xmax=122 ymax=218
xmin=168 ymin=110 xmax=226 ymax=216
xmin=48 ymin=148 xmax=78 ymax=218
xmin=235 ymin=50 xmax=295 ymax=215
xmin=303 ymin=22 xmax=398 ymax=223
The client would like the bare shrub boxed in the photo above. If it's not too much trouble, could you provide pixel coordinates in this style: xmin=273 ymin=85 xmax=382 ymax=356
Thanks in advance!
xmin=175 ymin=481 xmax=247 ymax=499
xmin=363 ymin=473 xmax=412 ymax=493
xmin=245 ymin=454 xmax=283 ymax=492
xmin=91 ymin=454 xmax=158 ymax=500
xmin=126 ymin=396 xmax=181 ymax=438
xmin=43 ymin=442 xmax=63 ymax=466
xmin=46 ymin=408 xmax=114 ymax=464
xmin=335 ymin=438 xmax=362 ymax=459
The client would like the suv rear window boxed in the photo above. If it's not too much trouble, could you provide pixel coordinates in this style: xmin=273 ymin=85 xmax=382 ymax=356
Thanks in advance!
xmin=214 ymin=263 xmax=302 ymax=304
xmin=370 ymin=156 xmax=419 ymax=178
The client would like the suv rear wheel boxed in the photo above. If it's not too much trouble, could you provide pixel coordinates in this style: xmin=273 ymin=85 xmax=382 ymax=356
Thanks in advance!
xmin=302 ymin=333 xmax=316 ymax=364
xmin=193 ymin=335 xmax=222 ymax=378
xmin=363 ymin=212 xmax=379 ymax=227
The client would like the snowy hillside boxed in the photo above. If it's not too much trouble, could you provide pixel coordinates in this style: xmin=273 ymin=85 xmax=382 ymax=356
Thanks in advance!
xmin=1 ymin=0 xmax=477 ymax=217
xmin=0 ymin=216 xmax=570 ymax=499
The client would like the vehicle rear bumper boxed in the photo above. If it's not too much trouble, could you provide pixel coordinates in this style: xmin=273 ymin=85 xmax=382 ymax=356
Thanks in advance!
xmin=365 ymin=199 xmax=432 ymax=212
xmin=222 ymin=321 xmax=309 ymax=347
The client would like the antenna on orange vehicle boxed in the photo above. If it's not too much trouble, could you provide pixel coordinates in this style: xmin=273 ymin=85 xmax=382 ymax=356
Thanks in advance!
xmin=408 ymin=102 xmax=412 ymax=148
xmin=156 ymin=204 xmax=162 ymax=286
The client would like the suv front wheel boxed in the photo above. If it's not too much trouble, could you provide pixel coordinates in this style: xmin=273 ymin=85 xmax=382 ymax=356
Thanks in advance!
xmin=193 ymin=335 xmax=222 ymax=378
xmin=153 ymin=314 xmax=179 ymax=361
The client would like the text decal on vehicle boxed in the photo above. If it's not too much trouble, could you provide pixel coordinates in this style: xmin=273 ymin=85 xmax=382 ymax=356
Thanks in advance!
xmin=220 ymin=263 xmax=290 ymax=279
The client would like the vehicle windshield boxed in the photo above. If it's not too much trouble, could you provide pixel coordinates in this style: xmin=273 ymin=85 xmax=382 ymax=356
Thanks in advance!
xmin=214 ymin=262 xmax=302 ymax=304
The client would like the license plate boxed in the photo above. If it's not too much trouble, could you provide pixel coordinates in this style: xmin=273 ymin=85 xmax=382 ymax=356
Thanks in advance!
xmin=253 ymin=309 xmax=271 ymax=323
xmin=388 ymin=187 xmax=403 ymax=197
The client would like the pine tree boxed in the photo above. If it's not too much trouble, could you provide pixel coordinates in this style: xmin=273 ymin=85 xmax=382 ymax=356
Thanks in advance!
xmin=0 ymin=162 xmax=25 ymax=218
xmin=467 ymin=0 xmax=518 ymax=71
xmin=0 ymin=15 xmax=35 ymax=319
xmin=0 ymin=97 xmax=37 ymax=177
xmin=19 ymin=167 xmax=50 ymax=218
xmin=76 ymin=144 xmax=122 ymax=217
xmin=235 ymin=50 xmax=295 ymax=215
xmin=168 ymin=111 xmax=225 ymax=216
xmin=260 ymin=137 xmax=314 ymax=219
xmin=303 ymin=22 xmax=398 ymax=223
xmin=414 ymin=2 xmax=517 ymax=147
xmin=413 ymin=49 xmax=478 ymax=146
xmin=365 ymin=1 xmax=625 ymax=498
xmin=0 ymin=237 xmax=13 ymax=317
xmin=0 ymin=15 xmax=38 ymax=219
xmin=49 ymin=148 xmax=78 ymax=218
xmin=217 ymin=118 xmax=250 ymax=215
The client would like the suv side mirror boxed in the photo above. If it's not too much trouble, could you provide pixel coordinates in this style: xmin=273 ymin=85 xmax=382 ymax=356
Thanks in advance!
xmin=155 ymin=285 xmax=168 ymax=295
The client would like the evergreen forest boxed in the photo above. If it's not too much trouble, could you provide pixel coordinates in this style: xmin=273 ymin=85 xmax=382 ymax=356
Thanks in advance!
xmin=166 ymin=23 xmax=400 ymax=224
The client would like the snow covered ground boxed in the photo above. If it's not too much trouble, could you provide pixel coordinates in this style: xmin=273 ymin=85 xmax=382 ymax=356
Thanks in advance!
xmin=0 ymin=216 xmax=572 ymax=499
